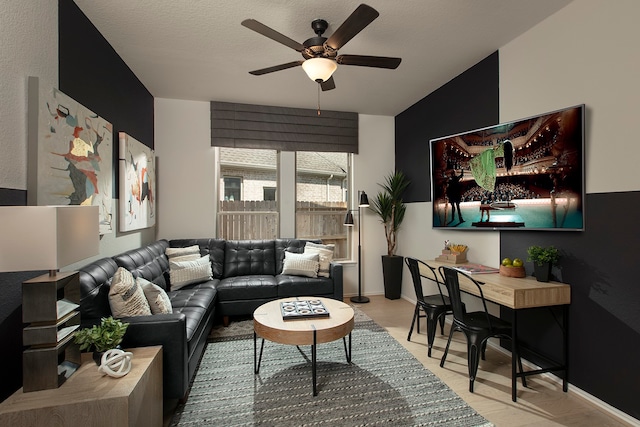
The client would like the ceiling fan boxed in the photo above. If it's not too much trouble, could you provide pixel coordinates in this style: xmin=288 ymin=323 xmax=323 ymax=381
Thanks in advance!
xmin=241 ymin=3 xmax=402 ymax=91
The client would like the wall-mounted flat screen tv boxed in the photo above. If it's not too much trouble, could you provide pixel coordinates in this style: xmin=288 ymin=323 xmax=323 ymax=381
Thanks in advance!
xmin=430 ymin=104 xmax=585 ymax=231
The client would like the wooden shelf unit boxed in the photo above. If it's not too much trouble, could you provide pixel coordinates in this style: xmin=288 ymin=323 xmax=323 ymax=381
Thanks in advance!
xmin=21 ymin=271 xmax=82 ymax=392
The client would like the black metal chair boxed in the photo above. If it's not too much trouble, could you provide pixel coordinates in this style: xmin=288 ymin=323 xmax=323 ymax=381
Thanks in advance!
xmin=438 ymin=265 xmax=526 ymax=392
xmin=405 ymin=258 xmax=454 ymax=357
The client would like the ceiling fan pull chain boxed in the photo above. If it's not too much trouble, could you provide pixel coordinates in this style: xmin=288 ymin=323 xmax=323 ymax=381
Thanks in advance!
xmin=317 ymin=82 xmax=321 ymax=116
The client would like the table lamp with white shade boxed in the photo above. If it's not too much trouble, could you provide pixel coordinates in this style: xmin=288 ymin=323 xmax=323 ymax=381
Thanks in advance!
xmin=0 ymin=205 xmax=100 ymax=391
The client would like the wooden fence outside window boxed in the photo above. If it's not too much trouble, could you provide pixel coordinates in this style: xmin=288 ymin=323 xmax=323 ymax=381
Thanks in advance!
xmin=218 ymin=201 xmax=349 ymax=259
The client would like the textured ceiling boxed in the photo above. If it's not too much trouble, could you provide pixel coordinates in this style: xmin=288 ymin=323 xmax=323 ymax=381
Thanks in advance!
xmin=73 ymin=0 xmax=572 ymax=116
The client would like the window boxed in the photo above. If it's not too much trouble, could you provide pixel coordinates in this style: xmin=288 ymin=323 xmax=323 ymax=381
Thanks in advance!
xmin=215 ymin=148 xmax=352 ymax=258
xmin=223 ymin=177 xmax=241 ymax=201
xmin=263 ymin=187 xmax=276 ymax=201
xmin=295 ymin=152 xmax=350 ymax=260
xmin=217 ymin=148 xmax=278 ymax=239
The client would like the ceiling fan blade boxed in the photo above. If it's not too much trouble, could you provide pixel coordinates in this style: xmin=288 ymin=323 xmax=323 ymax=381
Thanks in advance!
xmin=241 ymin=19 xmax=305 ymax=52
xmin=321 ymin=76 xmax=336 ymax=91
xmin=324 ymin=4 xmax=379 ymax=51
xmin=249 ymin=61 xmax=304 ymax=75
xmin=336 ymin=54 xmax=401 ymax=69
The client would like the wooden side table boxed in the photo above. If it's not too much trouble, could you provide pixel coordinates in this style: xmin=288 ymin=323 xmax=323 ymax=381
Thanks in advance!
xmin=0 ymin=346 xmax=162 ymax=427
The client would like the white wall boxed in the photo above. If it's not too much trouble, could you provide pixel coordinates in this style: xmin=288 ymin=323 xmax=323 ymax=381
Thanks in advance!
xmin=500 ymin=0 xmax=640 ymax=195
xmin=154 ymin=98 xmax=216 ymax=239
xmin=0 ymin=1 xmax=57 ymax=190
xmin=0 ymin=0 xmax=157 ymax=268
xmin=343 ymin=115 xmax=397 ymax=297
xmin=398 ymin=202 xmax=501 ymax=308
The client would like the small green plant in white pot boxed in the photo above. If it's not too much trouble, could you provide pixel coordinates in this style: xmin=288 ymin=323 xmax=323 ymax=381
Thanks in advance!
xmin=527 ymin=245 xmax=561 ymax=282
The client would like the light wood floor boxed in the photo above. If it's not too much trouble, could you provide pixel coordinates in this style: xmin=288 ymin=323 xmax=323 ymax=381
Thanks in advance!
xmin=355 ymin=295 xmax=636 ymax=427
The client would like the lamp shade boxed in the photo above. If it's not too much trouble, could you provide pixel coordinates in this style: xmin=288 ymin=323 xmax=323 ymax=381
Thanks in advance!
xmin=344 ymin=211 xmax=354 ymax=226
xmin=302 ymin=58 xmax=337 ymax=82
xmin=359 ymin=191 xmax=370 ymax=207
xmin=0 ymin=206 xmax=100 ymax=273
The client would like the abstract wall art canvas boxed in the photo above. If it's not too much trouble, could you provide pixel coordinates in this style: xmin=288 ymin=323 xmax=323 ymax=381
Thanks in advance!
xmin=27 ymin=76 xmax=113 ymax=234
xmin=118 ymin=132 xmax=156 ymax=232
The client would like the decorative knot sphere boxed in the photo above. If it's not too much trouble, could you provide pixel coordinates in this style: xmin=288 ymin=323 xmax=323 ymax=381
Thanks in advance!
xmin=98 ymin=348 xmax=134 ymax=378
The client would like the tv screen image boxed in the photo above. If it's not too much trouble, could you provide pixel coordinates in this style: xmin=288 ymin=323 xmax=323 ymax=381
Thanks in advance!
xmin=430 ymin=104 xmax=585 ymax=231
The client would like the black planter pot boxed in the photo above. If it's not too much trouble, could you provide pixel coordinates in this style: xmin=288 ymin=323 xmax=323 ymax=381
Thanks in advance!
xmin=382 ymin=255 xmax=403 ymax=299
xmin=533 ymin=262 xmax=551 ymax=282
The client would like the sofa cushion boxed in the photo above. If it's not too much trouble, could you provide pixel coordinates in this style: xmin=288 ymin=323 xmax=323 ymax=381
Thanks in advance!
xmin=113 ymin=240 xmax=170 ymax=289
xmin=303 ymin=241 xmax=335 ymax=278
xmin=109 ymin=267 xmax=152 ymax=317
xmin=217 ymin=275 xmax=278 ymax=302
xmin=169 ymin=255 xmax=213 ymax=290
xmin=275 ymin=238 xmax=321 ymax=274
xmin=168 ymin=283 xmax=217 ymax=353
xmin=139 ymin=277 xmax=173 ymax=314
xmin=165 ymin=245 xmax=200 ymax=262
xmin=223 ymin=240 xmax=276 ymax=278
xmin=282 ymin=251 xmax=319 ymax=278
xmin=168 ymin=280 xmax=219 ymax=311
xmin=79 ymin=257 xmax=119 ymax=324
xmin=276 ymin=275 xmax=336 ymax=298
xmin=170 ymin=239 xmax=226 ymax=279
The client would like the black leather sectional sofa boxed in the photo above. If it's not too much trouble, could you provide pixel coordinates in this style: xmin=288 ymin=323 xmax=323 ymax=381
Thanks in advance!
xmin=78 ymin=238 xmax=343 ymax=400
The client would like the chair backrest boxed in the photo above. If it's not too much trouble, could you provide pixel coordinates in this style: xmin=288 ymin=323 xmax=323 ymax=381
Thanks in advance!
xmin=439 ymin=266 xmax=492 ymax=328
xmin=405 ymin=258 xmax=447 ymax=305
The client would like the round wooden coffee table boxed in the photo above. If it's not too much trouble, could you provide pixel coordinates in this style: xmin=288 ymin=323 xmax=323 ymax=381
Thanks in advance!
xmin=253 ymin=297 xmax=354 ymax=396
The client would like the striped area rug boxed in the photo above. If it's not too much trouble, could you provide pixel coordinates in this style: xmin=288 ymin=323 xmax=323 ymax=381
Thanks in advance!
xmin=171 ymin=308 xmax=492 ymax=427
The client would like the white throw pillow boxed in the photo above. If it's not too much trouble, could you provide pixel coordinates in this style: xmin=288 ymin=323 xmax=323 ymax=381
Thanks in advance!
xmin=109 ymin=267 xmax=152 ymax=318
xmin=303 ymin=242 xmax=335 ymax=278
xmin=169 ymin=255 xmax=213 ymax=290
xmin=165 ymin=245 xmax=200 ymax=262
xmin=282 ymin=251 xmax=319 ymax=278
xmin=138 ymin=277 xmax=173 ymax=314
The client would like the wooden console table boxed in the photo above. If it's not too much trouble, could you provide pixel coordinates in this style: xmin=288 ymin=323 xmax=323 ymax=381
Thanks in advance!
xmin=0 ymin=346 xmax=162 ymax=427
xmin=424 ymin=260 xmax=571 ymax=402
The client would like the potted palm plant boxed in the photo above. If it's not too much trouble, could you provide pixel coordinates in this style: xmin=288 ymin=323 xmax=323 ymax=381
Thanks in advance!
xmin=370 ymin=170 xmax=410 ymax=299
xmin=74 ymin=316 xmax=129 ymax=365
xmin=527 ymin=245 xmax=561 ymax=282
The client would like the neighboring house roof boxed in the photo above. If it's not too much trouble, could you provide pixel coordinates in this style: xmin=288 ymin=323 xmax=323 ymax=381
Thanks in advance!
xmin=219 ymin=148 xmax=347 ymax=177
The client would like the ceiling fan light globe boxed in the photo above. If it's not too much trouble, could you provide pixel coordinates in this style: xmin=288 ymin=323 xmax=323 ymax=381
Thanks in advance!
xmin=302 ymin=58 xmax=337 ymax=82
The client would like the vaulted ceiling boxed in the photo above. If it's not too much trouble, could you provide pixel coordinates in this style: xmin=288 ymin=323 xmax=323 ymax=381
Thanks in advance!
xmin=74 ymin=0 xmax=573 ymax=116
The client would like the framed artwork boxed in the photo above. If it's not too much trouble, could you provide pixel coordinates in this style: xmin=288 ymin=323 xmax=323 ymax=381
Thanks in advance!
xmin=118 ymin=132 xmax=156 ymax=232
xmin=27 ymin=77 xmax=113 ymax=234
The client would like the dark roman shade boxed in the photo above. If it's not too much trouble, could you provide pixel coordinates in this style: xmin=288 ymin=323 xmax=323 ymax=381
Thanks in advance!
xmin=211 ymin=101 xmax=358 ymax=153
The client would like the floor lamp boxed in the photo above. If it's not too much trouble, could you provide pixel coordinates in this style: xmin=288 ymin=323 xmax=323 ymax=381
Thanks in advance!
xmin=344 ymin=191 xmax=370 ymax=304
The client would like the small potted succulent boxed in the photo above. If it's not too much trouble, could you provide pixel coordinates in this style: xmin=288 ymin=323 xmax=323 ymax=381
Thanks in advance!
xmin=74 ymin=316 xmax=129 ymax=365
xmin=527 ymin=245 xmax=561 ymax=282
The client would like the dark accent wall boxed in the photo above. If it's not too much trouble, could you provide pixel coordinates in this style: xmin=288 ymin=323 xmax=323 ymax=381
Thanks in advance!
xmin=0 ymin=188 xmax=27 ymax=206
xmin=211 ymin=101 xmax=359 ymax=153
xmin=501 ymin=191 xmax=640 ymax=418
xmin=395 ymin=49 xmax=639 ymax=418
xmin=59 ymin=0 xmax=154 ymax=151
xmin=395 ymin=52 xmax=499 ymax=202
xmin=0 ymin=0 xmax=155 ymax=401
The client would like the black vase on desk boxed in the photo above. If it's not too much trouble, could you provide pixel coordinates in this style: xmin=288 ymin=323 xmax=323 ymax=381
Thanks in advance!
xmin=533 ymin=262 xmax=551 ymax=282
